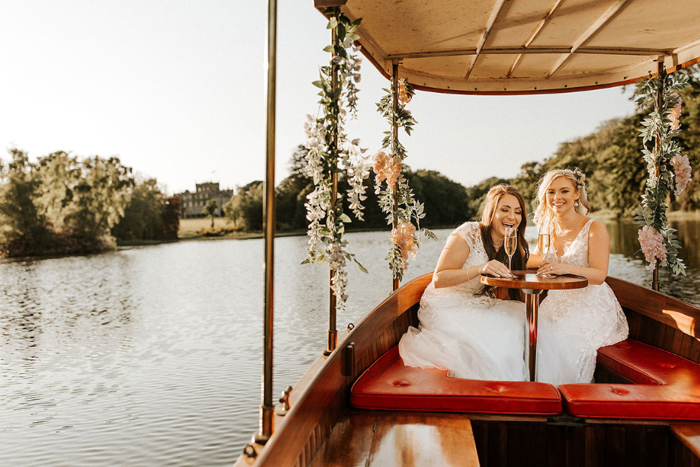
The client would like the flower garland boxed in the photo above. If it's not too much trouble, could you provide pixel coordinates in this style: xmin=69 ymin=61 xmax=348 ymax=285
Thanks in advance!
xmin=374 ymin=78 xmax=435 ymax=282
xmin=635 ymin=68 xmax=691 ymax=274
xmin=302 ymin=8 xmax=369 ymax=312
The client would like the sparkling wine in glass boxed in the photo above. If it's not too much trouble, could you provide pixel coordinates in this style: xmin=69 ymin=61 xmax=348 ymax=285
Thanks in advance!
xmin=504 ymin=228 xmax=517 ymax=273
xmin=538 ymin=229 xmax=557 ymax=278
xmin=538 ymin=232 xmax=551 ymax=257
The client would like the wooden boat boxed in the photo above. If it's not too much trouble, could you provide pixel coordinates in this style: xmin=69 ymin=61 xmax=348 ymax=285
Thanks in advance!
xmin=237 ymin=1 xmax=700 ymax=465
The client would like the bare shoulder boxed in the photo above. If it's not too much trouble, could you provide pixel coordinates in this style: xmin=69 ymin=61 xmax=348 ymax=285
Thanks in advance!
xmin=588 ymin=219 xmax=610 ymax=239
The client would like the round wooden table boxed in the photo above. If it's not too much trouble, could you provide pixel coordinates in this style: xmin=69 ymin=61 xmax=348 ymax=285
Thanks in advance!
xmin=480 ymin=271 xmax=588 ymax=381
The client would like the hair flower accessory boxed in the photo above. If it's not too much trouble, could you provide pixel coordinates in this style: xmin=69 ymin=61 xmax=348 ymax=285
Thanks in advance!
xmin=572 ymin=168 xmax=586 ymax=188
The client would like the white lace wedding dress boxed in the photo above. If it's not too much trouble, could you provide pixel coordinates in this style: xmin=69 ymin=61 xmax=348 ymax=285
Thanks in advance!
xmin=536 ymin=219 xmax=629 ymax=385
xmin=399 ymin=222 xmax=528 ymax=381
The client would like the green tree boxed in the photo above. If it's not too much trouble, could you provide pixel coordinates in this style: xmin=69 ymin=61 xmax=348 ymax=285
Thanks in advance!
xmin=112 ymin=178 xmax=166 ymax=240
xmin=223 ymin=181 xmax=263 ymax=230
xmin=404 ymin=169 xmax=472 ymax=227
xmin=204 ymin=198 xmax=218 ymax=229
xmin=62 ymin=156 xmax=134 ymax=241
xmin=277 ymin=145 xmax=312 ymax=231
xmin=35 ymin=151 xmax=82 ymax=232
xmin=0 ymin=149 xmax=53 ymax=255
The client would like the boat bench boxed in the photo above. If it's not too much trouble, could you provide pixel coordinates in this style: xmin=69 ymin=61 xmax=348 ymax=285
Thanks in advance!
xmin=559 ymin=339 xmax=700 ymax=420
xmin=350 ymin=346 xmax=562 ymax=416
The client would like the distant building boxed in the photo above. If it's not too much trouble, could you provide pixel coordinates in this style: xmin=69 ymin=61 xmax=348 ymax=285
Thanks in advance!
xmin=177 ymin=182 xmax=233 ymax=218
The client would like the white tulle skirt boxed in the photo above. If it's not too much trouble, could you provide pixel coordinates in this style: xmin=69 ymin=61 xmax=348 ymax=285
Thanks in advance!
xmin=535 ymin=283 xmax=629 ymax=385
xmin=399 ymin=284 xmax=529 ymax=381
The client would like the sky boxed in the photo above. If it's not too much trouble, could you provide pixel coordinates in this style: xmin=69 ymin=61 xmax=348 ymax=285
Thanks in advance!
xmin=0 ymin=1 xmax=638 ymax=196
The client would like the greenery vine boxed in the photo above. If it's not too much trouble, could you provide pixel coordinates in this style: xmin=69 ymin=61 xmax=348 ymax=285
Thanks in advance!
xmin=635 ymin=68 xmax=692 ymax=275
xmin=373 ymin=78 xmax=435 ymax=282
xmin=302 ymin=8 xmax=369 ymax=311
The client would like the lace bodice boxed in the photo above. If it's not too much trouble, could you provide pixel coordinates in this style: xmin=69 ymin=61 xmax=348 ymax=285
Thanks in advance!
xmin=422 ymin=222 xmax=491 ymax=300
xmin=558 ymin=219 xmax=594 ymax=268
xmin=451 ymin=222 xmax=489 ymax=294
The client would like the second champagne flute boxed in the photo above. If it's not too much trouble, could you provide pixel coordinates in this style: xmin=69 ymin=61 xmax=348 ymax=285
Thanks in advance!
xmin=504 ymin=227 xmax=517 ymax=274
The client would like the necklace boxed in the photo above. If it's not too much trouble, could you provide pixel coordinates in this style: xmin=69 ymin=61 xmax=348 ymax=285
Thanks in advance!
xmin=494 ymin=241 xmax=503 ymax=249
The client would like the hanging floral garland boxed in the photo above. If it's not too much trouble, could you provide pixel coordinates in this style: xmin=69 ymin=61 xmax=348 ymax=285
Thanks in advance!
xmin=635 ymin=68 xmax=691 ymax=275
xmin=373 ymin=78 xmax=435 ymax=282
xmin=302 ymin=8 xmax=369 ymax=311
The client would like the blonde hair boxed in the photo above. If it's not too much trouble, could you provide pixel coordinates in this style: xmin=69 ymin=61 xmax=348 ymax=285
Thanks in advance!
xmin=533 ymin=169 xmax=589 ymax=232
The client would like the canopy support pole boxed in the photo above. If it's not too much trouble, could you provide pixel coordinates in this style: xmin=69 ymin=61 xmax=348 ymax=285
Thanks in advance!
xmin=254 ymin=0 xmax=277 ymax=445
xmin=325 ymin=26 xmax=339 ymax=356
xmin=392 ymin=62 xmax=400 ymax=292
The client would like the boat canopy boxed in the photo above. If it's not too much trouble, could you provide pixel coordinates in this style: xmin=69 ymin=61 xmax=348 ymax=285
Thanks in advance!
xmin=315 ymin=0 xmax=700 ymax=94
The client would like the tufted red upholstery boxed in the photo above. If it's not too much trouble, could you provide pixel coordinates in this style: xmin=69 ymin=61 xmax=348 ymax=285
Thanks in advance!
xmin=559 ymin=339 xmax=700 ymax=420
xmin=350 ymin=346 xmax=562 ymax=415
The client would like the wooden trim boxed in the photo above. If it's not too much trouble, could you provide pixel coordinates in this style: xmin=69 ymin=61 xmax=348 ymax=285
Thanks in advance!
xmin=313 ymin=0 xmax=347 ymax=8
xmin=387 ymin=46 xmax=671 ymax=60
xmin=607 ymin=277 xmax=700 ymax=338
xmin=465 ymin=0 xmax=507 ymax=79
xmin=548 ymin=0 xmax=631 ymax=78
xmin=671 ymin=423 xmax=700 ymax=461
xmin=507 ymin=0 xmax=564 ymax=78
xmin=249 ymin=273 xmax=432 ymax=466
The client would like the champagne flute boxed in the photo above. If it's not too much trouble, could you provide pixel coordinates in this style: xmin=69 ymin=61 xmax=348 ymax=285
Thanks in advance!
xmin=538 ymin=228 xmax=557 ymax=278
xmin=538 ymin=231 xmax=551 ymax=258
xmin=504 ymin=227 xmax=517 ymax=274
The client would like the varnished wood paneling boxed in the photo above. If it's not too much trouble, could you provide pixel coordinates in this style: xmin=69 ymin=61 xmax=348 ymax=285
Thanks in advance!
xmin=670 ymin=423 xmax=700 ymax=467
xmin=367 ymin=412 xmax=479 ymax=467
xmin=471 ymin=418 xmax=680 ymax=467
xmin=608 ymin=276 xmax=700 ymax=337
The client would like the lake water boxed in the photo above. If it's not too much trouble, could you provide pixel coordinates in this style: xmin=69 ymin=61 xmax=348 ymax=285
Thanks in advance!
xmin=1 ymin=220 xmax=698 ymax=466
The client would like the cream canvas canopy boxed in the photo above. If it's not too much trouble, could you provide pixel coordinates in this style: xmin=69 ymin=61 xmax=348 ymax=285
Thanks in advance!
xmin=315 ymin=0 xmax=700 ymax=94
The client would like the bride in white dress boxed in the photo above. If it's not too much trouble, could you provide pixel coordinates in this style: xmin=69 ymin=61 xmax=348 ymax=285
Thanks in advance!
xmin=399 ymin=185 xmax=529 ymax=381
xmin=532 ymin=169 xmax=629 ymax=385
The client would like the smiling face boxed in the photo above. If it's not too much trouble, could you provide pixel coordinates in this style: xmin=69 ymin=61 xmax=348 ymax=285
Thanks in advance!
xmin=545 ymin=176 xmax=579 ymax=216
xmin=491 ymin=194 xmax=523 ymax=241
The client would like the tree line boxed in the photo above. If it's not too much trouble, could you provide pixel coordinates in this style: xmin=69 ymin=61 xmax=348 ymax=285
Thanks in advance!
xmin=3 ymin=69 xmax=697 ymax=257
xmin=0 ymin=149 xmax=178 ymax=257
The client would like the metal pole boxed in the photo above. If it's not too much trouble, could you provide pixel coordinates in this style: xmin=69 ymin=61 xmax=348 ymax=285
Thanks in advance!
xmin=391 ymin=62 xmax=400 ymax=292
xmin=325 ymin=26 xmax=339 ymax=356
xmin=652 ymin=59 xmax=664 ymax=292
xmin=525 ymin=291 xmax=541 ymax=382
xmin=254 ymin=0 xmax=277 ymax=445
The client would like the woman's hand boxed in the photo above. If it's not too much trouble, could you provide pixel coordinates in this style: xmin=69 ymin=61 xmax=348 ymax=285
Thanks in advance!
xmin=537 ymin=260 xmax=567 ymax=276
xmin=480 ymin=259 xmax=513 ymax=278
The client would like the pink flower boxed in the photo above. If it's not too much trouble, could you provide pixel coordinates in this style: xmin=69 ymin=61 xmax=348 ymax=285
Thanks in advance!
xmin=372 ymin=149 xmax=402 ymax=188
xmin=390 ymin=222 xmax=417 ymax=260
xmin=638 ymin=225 xmax=667 ymax=271
xmin=397 ymin=78 xmax=411 ymax=105
xmin=669 ymin=94 xmax=682 ymax=131
xmin=670 ymin=155 xmax=692 ymax=196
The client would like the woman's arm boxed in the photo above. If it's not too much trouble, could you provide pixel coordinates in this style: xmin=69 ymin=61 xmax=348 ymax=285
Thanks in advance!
xmin=433 ymin=233 xmax=512 ymax=289
xmin=537 ymin=220 xmax=610 ymax=285
xmin=527 ymin=250 xmax=543 ymax=269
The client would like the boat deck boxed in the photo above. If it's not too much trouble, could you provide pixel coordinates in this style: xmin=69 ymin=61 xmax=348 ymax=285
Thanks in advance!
xmin=309 ymin=410 xmax=480 ymax=467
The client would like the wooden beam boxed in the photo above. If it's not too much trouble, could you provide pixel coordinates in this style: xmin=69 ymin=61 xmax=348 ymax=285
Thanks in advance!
xmin=465 ymin=0 xmax=507 ymax=79
xmin=314 ymin=0 xmax=347 ymax=7
xmin=508 ymin=0 xmax=564 ymax=78
xmin=387 ymin=46 xmax=670 ymax=60
xmin=548 ymin=0 xmax=631 ymax=78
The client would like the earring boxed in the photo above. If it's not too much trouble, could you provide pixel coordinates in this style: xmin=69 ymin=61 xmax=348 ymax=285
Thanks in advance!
xmin=574 ymin=200 xmax=579 ymax=207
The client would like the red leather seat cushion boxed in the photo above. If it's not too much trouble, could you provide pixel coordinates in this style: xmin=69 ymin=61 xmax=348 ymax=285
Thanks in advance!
xmin=559 ymin=339 xmax=700 ymax=420
xmin=350 ymin=346 xmax=562 ymax=415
